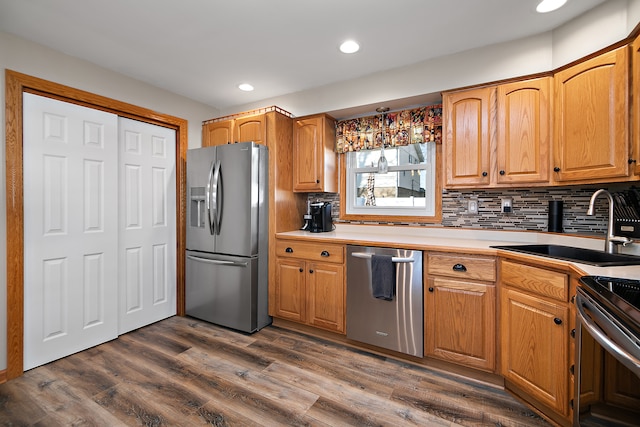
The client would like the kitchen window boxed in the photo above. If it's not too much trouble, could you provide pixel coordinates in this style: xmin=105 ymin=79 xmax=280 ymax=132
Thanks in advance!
xmin=344 ymin=143 xmax=438 ymax=220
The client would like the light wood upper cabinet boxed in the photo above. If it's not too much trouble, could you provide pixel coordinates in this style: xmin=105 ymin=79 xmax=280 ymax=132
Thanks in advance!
xmin=202 ymin=120 xmax=233 ymax=146
xmin=496 ymin=77 xmax=551 ymax=185
xmin=553 ymin=47 xmax=630 ymax=183
xmin=293 ymin=114 xmax=337 ymax=192
xmin=443 ymin=87 xmax=492 ymax=187
xmin=235 ymin=114 xmax=266 ymax=145
xmin=202 ymin=114 xmax=267 ymax=147
xmin=632 ymin=34 xmax=640 ymax=176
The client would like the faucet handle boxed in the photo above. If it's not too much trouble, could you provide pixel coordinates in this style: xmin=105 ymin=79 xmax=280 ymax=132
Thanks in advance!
xmin=610 ymin=235 xmax=634 ymax=246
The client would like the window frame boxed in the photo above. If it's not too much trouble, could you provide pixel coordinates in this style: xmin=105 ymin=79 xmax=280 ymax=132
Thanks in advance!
xmin=339 ymin=143 xmax=442 ymax=223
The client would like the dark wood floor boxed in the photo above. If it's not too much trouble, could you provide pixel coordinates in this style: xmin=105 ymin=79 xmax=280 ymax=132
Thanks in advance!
xmin=0 ymin=316 xmax=549 ymax=426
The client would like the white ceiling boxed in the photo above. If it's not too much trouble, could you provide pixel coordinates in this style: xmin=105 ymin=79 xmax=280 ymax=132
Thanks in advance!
xmin=0 ymin=0 xmax=607 ymax=112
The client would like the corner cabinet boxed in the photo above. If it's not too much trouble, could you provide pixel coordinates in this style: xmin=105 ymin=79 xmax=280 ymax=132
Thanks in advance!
xmin=293 ymin=114 xmax=337 ymax=192
xmin=499 ymin=259 xmax=571 ymax=423
xmin=425 ymin=252 xmax=496 ymax=372
xmin=496 ymin=77 xmax=551 ymax=185
xmin=553 ymin=46 xmax=631 ymax=183
xmin=274 ymin=239 xmax=345 ymax=333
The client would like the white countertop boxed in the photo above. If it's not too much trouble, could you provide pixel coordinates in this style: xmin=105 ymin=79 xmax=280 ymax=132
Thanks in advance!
xmin=277 ymin=224 xmax=640 ymax=280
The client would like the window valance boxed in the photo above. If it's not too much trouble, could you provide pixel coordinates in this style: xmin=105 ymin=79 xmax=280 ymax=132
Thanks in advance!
xmin=335 ymin=104 xmax=442 ymax=154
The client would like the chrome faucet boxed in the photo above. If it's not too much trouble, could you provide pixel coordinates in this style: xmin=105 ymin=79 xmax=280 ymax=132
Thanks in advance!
xmin=586 ymin=189 xmax=633 ymax=254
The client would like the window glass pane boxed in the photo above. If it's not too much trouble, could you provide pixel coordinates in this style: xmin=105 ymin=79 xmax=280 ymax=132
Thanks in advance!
xmin=354 ymin=170 xmax=427 ymax=208
xmin=353 ymin=145 xmax=429 ymax=168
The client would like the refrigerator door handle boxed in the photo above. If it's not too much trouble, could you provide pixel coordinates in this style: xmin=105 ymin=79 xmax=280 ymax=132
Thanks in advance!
xmin=187 ymin=255 xmax=249 ymax=268
xmin=211 ymin=160 xmax=222 ymax=235
xmin=206 ymin=161 xmax=215 ymax=235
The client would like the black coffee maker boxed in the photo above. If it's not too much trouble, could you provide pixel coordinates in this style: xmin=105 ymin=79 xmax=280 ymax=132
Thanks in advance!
xmin=309 ymin=202 xmax=333 ymax=233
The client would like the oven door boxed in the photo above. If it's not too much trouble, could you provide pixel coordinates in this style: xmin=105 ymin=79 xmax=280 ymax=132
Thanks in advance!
xmin=574 ymin=288 xmax=640 ymax=426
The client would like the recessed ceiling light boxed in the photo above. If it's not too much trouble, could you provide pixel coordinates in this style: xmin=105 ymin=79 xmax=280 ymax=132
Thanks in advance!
xmin=536 ymin=0 xmax=567 ymax=13
xmin=339 ymin=40 xmax=360 ymax=54
xmin=238 ymin=83 xmax=254 ymax=92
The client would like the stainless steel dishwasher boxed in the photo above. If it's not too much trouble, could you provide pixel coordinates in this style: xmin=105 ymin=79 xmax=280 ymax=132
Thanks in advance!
xmin=346 ymin=245 xmax=423 ymax=357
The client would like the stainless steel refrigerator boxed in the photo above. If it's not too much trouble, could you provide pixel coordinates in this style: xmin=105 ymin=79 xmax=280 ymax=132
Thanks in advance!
xmin=185 ymin=141 xmax=271 ymax=333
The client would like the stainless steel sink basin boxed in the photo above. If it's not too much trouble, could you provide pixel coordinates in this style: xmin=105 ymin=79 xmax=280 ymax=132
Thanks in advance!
xmin=490 ymin=244 xmax=640 ymax=267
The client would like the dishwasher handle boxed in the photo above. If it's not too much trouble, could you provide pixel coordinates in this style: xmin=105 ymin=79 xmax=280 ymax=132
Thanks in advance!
xmin=350 ymin=252 xmax=415 ymax=263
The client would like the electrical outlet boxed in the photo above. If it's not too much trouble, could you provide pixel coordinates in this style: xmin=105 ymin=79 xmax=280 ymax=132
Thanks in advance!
xmin=501 ymin=198 xmax=512 ymax=213
xmin=468 ymin=200 xmax=478 ymax=214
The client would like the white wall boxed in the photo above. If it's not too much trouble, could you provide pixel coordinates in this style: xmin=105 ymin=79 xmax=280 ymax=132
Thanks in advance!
xmin=223 ymin=0 xmax=640 ymax=119
xmin=0 ymin=31 xmax=219 ymax=371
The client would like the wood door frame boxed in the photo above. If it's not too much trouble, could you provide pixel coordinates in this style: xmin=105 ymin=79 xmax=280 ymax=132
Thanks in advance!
xmin=4 ymin=69 xmax=187 ymax=380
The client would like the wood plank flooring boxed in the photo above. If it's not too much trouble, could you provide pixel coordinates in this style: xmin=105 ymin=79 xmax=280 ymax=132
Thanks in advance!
xmin=0 ymin=316 xmax=550 ymax=426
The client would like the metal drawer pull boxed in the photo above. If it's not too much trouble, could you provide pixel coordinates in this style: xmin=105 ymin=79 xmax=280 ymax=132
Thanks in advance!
xmin=187 ymin=255 xmax=248 ymax=267
xmin=452 ymin=263 xmax=467 ymax=272
xmin=285 ymin=247 xmax=293 ymax=253
xmin=350 ymin=252 xmax=414 ymax=263
xmin=321 ymin=250 xmax=330 ymax=257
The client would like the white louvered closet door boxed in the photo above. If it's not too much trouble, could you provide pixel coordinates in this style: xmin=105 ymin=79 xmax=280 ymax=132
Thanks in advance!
xmin=23 ymin=93 xmax=119 ymax=370
xmin=118 ymin=118 xmax=176 ymax=334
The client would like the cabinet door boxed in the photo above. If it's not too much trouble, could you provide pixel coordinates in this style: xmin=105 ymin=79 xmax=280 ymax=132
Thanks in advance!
xmin=425 ymin=277 xmax=495 ymax=372
xmin=553 ymin=47 xmax=629 ymax=182
xmin=274 ymin=258 xmax=306 ymax=322
xmin=203 ymin=121 xmax=233 ymax=146
xmin=293 ymin=115 xmax=337 ymax=192
xmin=307 ymin=262 xmax=344 ymax=333
xmin=501 ymin=288 xmax=569 ymax=416
xmin=443 ymin=87 xmax=493 ymax=187
xmin=633 ymin=34 xmax=640 ymax=176
xmin=235 ymin=115 xmax=266 ymax=145
xmin=496 ymin=78 xmax=551 ymax=184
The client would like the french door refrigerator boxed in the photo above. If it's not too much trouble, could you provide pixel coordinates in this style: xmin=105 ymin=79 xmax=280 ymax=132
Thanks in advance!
xmin=185 ymin=141 xmax=271 ymax=333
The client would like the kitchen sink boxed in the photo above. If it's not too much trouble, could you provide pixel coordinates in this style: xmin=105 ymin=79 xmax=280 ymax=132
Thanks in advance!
xmin=490 ymin=244 xmax=640 ymax=267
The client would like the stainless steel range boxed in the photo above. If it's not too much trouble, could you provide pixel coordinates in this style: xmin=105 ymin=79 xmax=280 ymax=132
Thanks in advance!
xmin=575 ymin=275 xmax=640 ymax=426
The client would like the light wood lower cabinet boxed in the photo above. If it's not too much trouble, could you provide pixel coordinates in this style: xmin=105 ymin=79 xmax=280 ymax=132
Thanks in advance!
xmin=425 ymin=252 xmax=496 ymax=372
xmin=499 ymin=259 xmax=571 ymax=420
xmin=274 ymin=240 xmax=345 ymax=333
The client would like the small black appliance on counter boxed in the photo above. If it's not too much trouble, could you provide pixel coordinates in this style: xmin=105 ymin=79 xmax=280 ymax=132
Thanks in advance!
xmin=309 ymin=202 xmax=333 ymax=233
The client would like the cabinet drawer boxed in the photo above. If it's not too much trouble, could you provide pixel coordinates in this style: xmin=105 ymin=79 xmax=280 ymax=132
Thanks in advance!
xmin=427 ymin=252 xmax=496 ymax=282
xmin=500 ymin=259 xmax=568 ymax=301
xmin=276 ymin=240 xmax=344 ymax=263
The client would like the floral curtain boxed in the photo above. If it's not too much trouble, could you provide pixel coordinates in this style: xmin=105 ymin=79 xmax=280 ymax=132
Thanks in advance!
xmin=335 ymin=104 xmax=442 ymax=154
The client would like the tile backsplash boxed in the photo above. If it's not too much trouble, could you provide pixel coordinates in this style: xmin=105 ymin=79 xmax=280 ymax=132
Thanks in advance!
xmin=307 ymin=183 xmax=639 ymax=237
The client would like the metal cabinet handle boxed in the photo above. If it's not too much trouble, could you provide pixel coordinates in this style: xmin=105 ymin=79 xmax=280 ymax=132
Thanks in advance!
xmin=321 ymin=250 xmax=330 ymax=257
xmin=299 ymin=268 xmax=303 ymax=272
xmin=499 ymin=170 xmax=505 ymax=175
xmin=554 ymin=317 xmax=563 ymax=325
xmin=285 ymin=247 xmax=293 ymax=253
xmin=452 ymin=263 xmax=467 ymax=272
xmin=351 ymin=252 xmax=414 ymax=263
xmin=554 ymin=167 xmax=561 ymax=172
xmin=482 ymin=171 xmax=488 ymax=177
xmin=309 ymin=269 xmax=314 ymax=274
xmin=428 ymin=287 xmax=434 ymax=293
